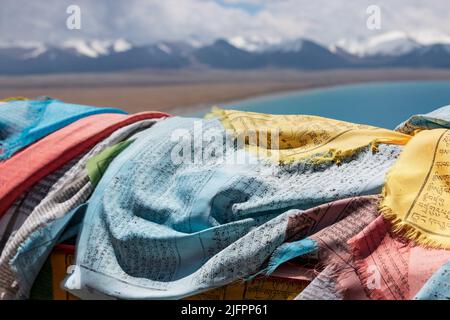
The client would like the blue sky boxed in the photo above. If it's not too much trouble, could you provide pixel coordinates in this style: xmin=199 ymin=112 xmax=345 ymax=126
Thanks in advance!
xmin=0 ymin=0 xmax=449 ymax=46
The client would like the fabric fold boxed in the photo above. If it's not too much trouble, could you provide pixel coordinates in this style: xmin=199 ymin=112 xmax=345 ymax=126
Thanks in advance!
xmin=0 ymin=111 xmax=170 ymax=219
xmin=348 ymin=215 xmax=450 ymax=300
xmin=265 ymin=197 xmax=380 ymax=276
xmin=380 ymin=129 xmax=450 ymax=248
xmin=4 ymin=104 xmax=448 ymax=300
xmin=63 ymin=115 xmax=403 ymax=299
xmin=0 ymin=118 xmax=165 ymax=299
xmin=206 ymin=107 xmax=410 ymax=164
xmin=396 ymin=104 xmax=450 ymax=134
xmin=0 ymin=98 xmax=127 ymax=160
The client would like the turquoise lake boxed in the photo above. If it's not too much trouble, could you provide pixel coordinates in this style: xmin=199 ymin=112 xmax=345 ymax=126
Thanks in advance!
xmin=203 ymin=81 xmax=450 ymax=129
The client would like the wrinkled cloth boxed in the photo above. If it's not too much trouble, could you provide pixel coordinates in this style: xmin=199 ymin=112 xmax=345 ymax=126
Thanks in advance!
xmin=0 ymin=157 xmax=81 ymax=252
xmin=0 ymin=112 xmax=169 ymax=218
xmin=396 ymin=105 xmax=450 ymax=134
xmin=0 ymin=99 xmax=126 ymax=160
xmin=381 ymin=129 xmax=450 ymax=248
xmin=294 ymin=128 xmax=450 ymax=300
xmin=0 ymin=119 xmax=161 ymax=299
xmin=63 ymin=116 xmax=403 ymax=299
xmin=263 ymin=196 xmax=379 ymax=276
xmin=264 ymin=196 xmax=379 ymax=300
xmin=349 ymin=215 xmax=450 ymax=300
xmin=290 ymin=199 xmax=450 ymax=300
xmin=208 ymin=108 xmax=410 ymax=164
xmin=296 ymin=264 xmax=343 ymax=300
xmin=414 ymin=259 xmax=450 ymax=300
xmin=264 ymin=194 xmax=450 ymax=300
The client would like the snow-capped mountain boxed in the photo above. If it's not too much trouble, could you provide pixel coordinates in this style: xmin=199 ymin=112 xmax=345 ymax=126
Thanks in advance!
xmin=228 ymin=36 xmax=282 ymax=52
xmin=228 ymin=36 xmax=316 ymax=53
xmin=193 ymin=38 xmax=349 ymax=69
xmin=412 ymin=30 xmax=450 ymax=46
xmin=332 ymin=31 xmax=420 ymax=57
xmin=0 ymin=38 xmax=192 ymax=74
xmin=333 ymin=30 xmax=450 ymax=57
xmin=61 ymin=38 xmax=132 ymax=58
xmin=0 ymin=38 xmax=133 ymax=60
xmin=0 ymin=40 xmax=48 ymax=59
xmin=0 ymin=35 xmax=450 ymax=74
xmin=265 ymin=39 xmax=305 ymax=53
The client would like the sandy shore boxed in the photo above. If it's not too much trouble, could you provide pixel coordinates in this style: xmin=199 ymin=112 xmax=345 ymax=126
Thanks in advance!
xmin=2 ymin=68 xmax=450 ymax=115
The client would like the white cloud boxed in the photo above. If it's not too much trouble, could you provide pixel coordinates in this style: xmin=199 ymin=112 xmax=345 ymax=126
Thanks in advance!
xmin=0 ymin=0 xmax=449 ymax=46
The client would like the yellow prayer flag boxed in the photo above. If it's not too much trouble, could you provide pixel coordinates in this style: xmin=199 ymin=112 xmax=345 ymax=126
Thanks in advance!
xmin=206 ymin=107 xmax=411 ymax=164
xmin=381 ymin=129 xmax=450 ymax=248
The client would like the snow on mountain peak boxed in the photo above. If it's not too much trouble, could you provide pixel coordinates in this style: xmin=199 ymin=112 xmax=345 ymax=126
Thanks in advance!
xmin=113 ymin=39 xmax=132 ymax=53
xmin=22 ymin=45 xmax=47 ymax=59
xmin=156 ymin=43 xmax=173 ymax=54
xmin=228 ymin=36 xmax=282 ymax=52
xmin=0 ymin=40 xmax=47 ymax=59
xmin=333 ymin=31 xmax=420 ymax=57
xmin=61 ymin=38 xmax=132 ymax=58
xmin=61 ymin=39 xmax=101 ymax=58
xmin=413 ymin=30 xmax=450 ymax=46
xmin=333 ymin=30 xmax=450 ymax=57
xmin=90 ymin=40 xmax=111 ymax=55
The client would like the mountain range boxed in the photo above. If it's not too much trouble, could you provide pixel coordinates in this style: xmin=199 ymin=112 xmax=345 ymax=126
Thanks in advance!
xmin=1 ymin=31 xmax=450 ymax=74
